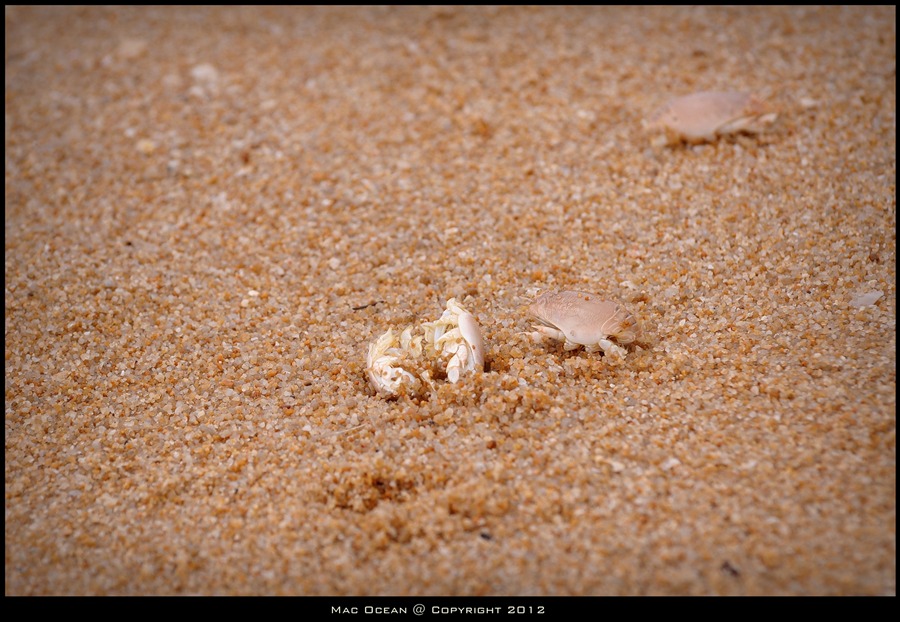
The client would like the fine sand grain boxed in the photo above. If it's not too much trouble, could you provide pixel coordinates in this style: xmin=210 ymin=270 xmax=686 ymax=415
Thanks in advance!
xmin=5 ymin=6 xmax=895 ymax=595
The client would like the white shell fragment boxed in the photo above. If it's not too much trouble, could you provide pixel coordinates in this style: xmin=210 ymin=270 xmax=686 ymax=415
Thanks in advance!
xmin=850 ymin=291 xmax=884 ymax=308
xmin=645 ymin=90 xmax=777 ymax=145
xmin=422 ymin=298 xmax=486 ymax=383
xmin=366 ymin=298 xmax=485 ymax=398
xmin=366 ymin=327 xmax=427 ymax=398
xmin=528 ymin=290 xmax=644 ymax=359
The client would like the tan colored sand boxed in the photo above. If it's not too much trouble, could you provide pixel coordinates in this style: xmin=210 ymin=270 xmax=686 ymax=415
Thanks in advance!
xmin=5 ymin=6 xmax=895 ymax=595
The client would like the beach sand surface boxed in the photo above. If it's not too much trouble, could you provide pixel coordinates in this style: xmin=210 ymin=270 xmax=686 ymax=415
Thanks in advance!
xmin=5 ymin=6 xmax=895 ymax=595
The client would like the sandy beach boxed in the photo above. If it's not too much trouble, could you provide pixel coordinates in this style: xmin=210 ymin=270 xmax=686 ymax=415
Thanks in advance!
xmin=5 ymin=6 xmax=895 ymax=595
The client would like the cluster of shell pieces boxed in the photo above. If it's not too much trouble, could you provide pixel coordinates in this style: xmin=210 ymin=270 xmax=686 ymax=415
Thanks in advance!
xmin=366 ymin=298 xmax=485 ymax=398
xmin=645 ymin=90 xmax=778 ymax=145
xmin=367 ymin=292 xmax=646 ymax=398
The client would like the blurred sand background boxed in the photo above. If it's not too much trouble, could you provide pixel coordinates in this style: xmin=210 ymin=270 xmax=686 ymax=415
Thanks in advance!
xmin=5 ymin=6 xmax=895 ymax=595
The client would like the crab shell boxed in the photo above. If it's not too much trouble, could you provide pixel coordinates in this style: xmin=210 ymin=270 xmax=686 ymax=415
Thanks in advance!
xmin=423 ymin=298 xmax=485 ymax=382
xmin=365 ymin=327 xmax=425 ymax=397
xmin=367 ymin=299 xmax=486 ymax=397
xmin=528 ymin=290 xmax=643 ymax=353
xmin=645 ymin=90 xmax=777 ymax=144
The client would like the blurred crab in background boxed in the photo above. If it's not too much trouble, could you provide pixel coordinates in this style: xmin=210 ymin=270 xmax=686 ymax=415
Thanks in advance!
xmin=645 ymin=90 xmax=777 ymax=145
